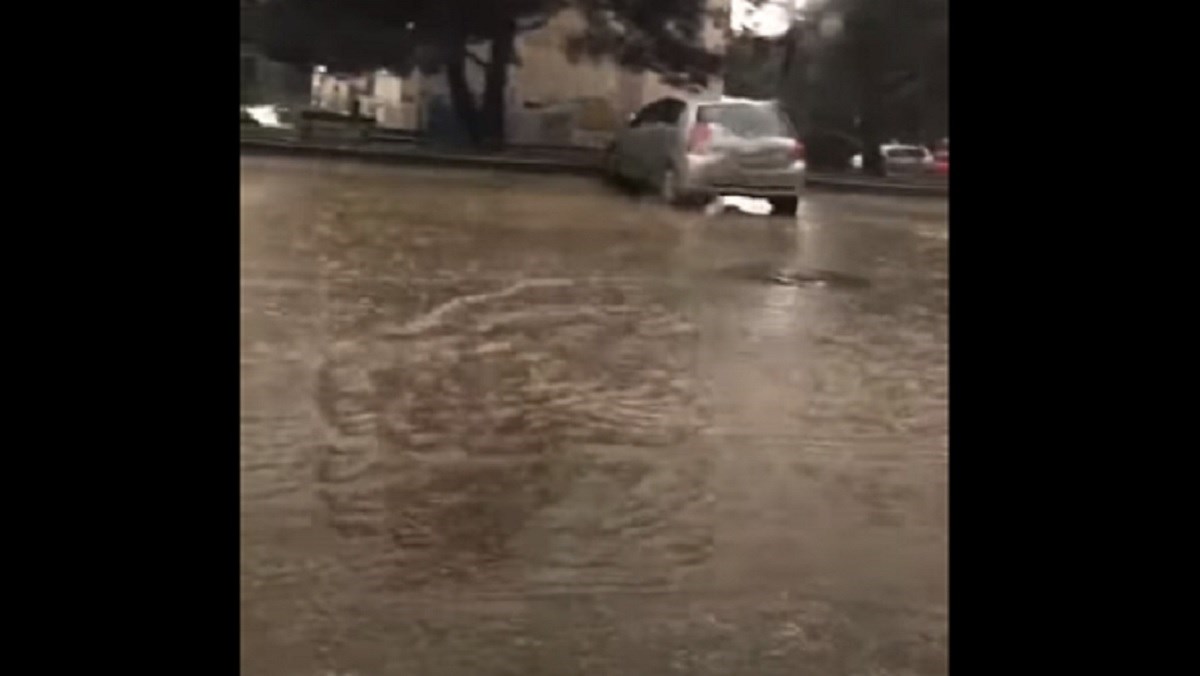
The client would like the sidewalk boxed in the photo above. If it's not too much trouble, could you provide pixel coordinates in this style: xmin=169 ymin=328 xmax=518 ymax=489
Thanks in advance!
xmin=240 ymin=130 xmax=948 ymax=196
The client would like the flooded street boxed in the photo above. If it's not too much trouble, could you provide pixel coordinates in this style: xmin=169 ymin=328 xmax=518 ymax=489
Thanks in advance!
xmin=240 ymin=156 xmax=948 ymax=675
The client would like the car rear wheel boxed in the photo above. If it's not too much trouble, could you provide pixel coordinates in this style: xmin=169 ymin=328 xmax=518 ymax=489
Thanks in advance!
xmin=660 ymin=166 xmax=703 ymax=207
xmin=659 ymin=167 xmax=682 ymax=204
xmin=603 ymin=146 xmax=624 ymax=186
xmin=769 ymin=196 xmax=799 ymax=216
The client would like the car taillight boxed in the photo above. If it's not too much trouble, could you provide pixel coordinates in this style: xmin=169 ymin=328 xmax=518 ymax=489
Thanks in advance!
xmin=688 ymin=122 xmax=712 ymax=154
xmin=791 ymin=139 xmax=806 ymax=161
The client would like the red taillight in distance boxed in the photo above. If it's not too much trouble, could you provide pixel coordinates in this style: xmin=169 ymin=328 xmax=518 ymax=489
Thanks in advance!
xmin=687 ymin=122 xmax=712 ymax=155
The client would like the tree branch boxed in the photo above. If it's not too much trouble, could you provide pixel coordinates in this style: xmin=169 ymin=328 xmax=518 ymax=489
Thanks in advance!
xmin=464 ymin=47 xmax=489 ymax=69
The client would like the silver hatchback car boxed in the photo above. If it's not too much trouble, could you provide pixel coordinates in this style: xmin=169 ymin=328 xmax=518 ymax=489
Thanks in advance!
xmin=604 ymin=96 xmax=805 ymax=214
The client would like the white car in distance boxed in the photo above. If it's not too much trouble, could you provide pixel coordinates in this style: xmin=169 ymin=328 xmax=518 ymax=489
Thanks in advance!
xmin=851 ymin=144 xmax=935 ymax=176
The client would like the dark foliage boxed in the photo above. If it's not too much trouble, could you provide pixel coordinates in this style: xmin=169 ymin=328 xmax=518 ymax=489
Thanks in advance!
xmin=243 ymin=1 xmax=721 ymax=147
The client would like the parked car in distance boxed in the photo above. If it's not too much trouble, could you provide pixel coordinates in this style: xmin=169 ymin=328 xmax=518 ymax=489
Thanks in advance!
xmin=932 ymin=141 xmax=949 ymax=176
xmin=803 ymin=129 xmax=862 ymax=172
xmin=604 ymin=96 xmax=805 ymax=215
xmin=851 ymin=144 xmax=935 ymax=176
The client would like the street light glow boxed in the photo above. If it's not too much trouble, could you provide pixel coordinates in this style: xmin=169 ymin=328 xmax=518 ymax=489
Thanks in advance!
xmin=731 ymin=0 xmax=795 ymax=39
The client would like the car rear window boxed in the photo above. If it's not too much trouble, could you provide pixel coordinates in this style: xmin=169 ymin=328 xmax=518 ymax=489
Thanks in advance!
xmin=696 ymin=104 xmax=792 ymax=138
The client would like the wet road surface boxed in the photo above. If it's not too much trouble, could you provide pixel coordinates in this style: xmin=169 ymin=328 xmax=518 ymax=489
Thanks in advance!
xmin=241 ymin=157 xmax=948 ymax=675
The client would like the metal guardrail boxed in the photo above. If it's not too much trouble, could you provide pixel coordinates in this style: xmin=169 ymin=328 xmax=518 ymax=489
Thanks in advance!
xmin=240 ymin=124 xmax=601 ymax=158
xmin=240 ymin=128 xmax=945 ymax=196
xmin=240 ymin=136 xmax=603 ymax=176
xmin=806 ymin=173 xmax=948 ymax=197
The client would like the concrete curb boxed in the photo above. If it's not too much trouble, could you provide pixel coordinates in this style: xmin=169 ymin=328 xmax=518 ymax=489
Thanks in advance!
xmin=240 ymin=137 xmax=949 ymax=197
xmin=240 ymin=138 xmax=602 ymax=177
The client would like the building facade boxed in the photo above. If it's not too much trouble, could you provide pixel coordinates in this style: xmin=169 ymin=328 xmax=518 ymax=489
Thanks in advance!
xmin=307 ymin=1 xmax=731 ymax=144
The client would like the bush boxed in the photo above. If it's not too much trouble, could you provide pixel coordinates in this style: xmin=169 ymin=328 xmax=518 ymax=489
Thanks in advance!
xmin=804 ymin=130 xmax=862 ymax=172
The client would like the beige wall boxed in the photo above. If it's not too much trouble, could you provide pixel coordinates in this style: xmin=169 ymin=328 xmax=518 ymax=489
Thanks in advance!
xmin=370 ymin=70 xmax=421 ymax=130
xmin=316 ymin=2 xmax=731 ymax=141
xmin=311 ymin=72 xmax=372 ymax=115
xmin=512 ymin=10 xmax=621 ymax=110
xmin=512 ymin=3 xmax=727 ymax=119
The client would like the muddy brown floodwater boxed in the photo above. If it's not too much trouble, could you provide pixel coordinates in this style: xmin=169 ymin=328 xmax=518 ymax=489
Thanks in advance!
xmin=240 ymin=156 xmax=948 ymax=676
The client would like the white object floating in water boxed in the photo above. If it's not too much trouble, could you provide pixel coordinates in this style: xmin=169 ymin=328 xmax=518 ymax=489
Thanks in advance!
xmin=244 ymin=105 xmax=290 ymax=129
xmin=721 ymin=195 xmax=773 ymax=216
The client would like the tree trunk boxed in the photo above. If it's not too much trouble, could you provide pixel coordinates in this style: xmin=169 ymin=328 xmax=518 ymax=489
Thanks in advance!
xmin=480 ymin=18 xmax=515 ymax=149
xmin=780 ymin=24 xmax=811 ymax=135
xmin=445 ymin=42 xmax=482 ymax=146
xmin=850 ymin=17 xmax=886 ymax=177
